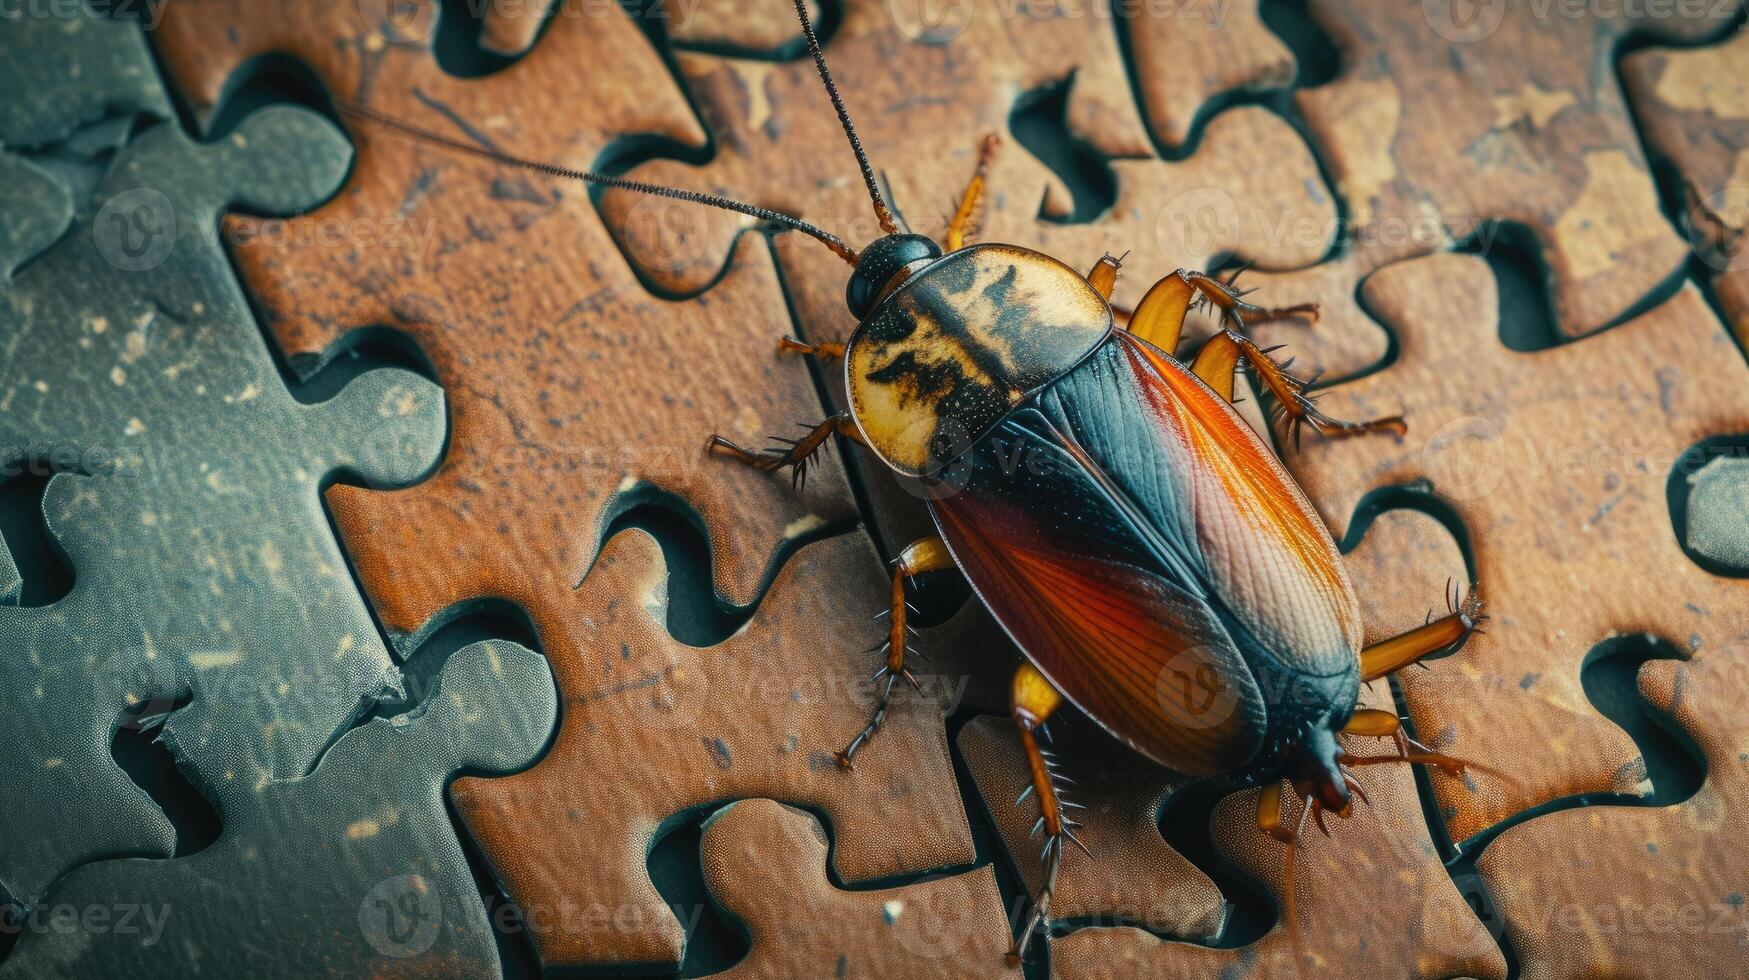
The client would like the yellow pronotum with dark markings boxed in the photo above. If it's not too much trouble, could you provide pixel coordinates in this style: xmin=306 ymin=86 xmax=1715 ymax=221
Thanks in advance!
xmin=844 ymin=244 xmax=1113 ymax=476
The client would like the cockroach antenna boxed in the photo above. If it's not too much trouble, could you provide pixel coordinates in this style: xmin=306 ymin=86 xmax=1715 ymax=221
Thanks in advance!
xmin=333 ymin=101 xmax=860 ymax=266
xmin=790 ymin=0 xmax=900 ymax=236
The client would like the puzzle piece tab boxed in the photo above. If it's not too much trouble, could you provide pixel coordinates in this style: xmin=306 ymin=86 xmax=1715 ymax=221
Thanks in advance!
xmin=0 ymin=104 xmax=445 ymax=908
xmin=1476 ymin=643 xmax=1749 ymax=979
xmin=1288 ymin=252 xmax=1749 ymax=843
xmin=150 ymin=0 xmax=854 ymax=610
xmin=0 ymin=152 xmax=71 ymax=280
xmin=696 ymin=799 xmax=1011 ymax=978
xmin=0 ymin=638 xmax=556 ymax=979
xmin=0 ymin=7 xmax=167 ymax=147
xmin=1623 ymin=28 xmax=1749 ymax=350
xmin=447 ymin=528 xmax=976 ymax=972
xmin=1126 ymin=0 xmax=1294 ymax=149
xmin=1295 ymin=0 xmax=1734 ymax=338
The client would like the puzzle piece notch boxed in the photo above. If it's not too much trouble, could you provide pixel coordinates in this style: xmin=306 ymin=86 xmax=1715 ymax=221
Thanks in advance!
xmin=447 ymin=527 xmax=978 ymax=972
xmin=151 ymin=0 xmax=856 ymax=611
xmin=0 ymin=6 xmax=169 ymax=147
xmin=0 ymin=638 xmax=556 ymax=979
xmin=0 ymin=101 xmax=445 ymax=908
xmin=1285 ymin=250 xmax=1749 ymax=843
xmin=1476 ymin=641 xmax=1749 ymax=979
xmin=959 ymin=508 xmax=1503 ymax=976
xmin=694 ymin=798 xmax=1013 ymax=978
xmin=1293 ymin=0 xmax=1736 ymax=338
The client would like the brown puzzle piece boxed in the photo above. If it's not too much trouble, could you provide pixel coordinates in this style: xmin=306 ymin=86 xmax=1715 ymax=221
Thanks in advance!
xmin=696 ymin=799 xmax=1013 ymax=977
xmin=599 ymin=0 xmax=1333 ymax=305
xmin=957 ymin=715 xmax=1227 ymax=943
xmin=1126 ymin=0 xmax=1294 ymax=150
xmin=151 ymin=0 xmax=854 ymax=610
xmin=961 ymin=508 xmax=1499 ymax=976
xmin=447 ymin=528 xmax=977 ymax=971
xmin=1288 ymin=252 xmax=1749 ymax=843
xmin=1476 ymin=643 xmax=1749 ymax=979
xmin=1294 ymin=0 xmax=1734 ymax=338
xmin=480 ymin=0 xmax=822 ymax=57
xmin=1623 ymin=29 xmax=1749 ymax=351
xmin=1049 ymin=734 xmax=1506 ymax=980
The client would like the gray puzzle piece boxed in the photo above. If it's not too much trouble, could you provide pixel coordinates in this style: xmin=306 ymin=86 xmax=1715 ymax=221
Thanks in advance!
xmin=0 ymin=152 xmax=72 ymax=277
xmin=0 ymin=6 xmax=168 ymax=148
xmin=0 ymin=105 xmax=446 ymax=908
xmin=0 ymin=638 xmax=556 ymax=979
xmin=1687 ymin=455 xmax=1749 ymax=572
xmin=0 ymin=525 xmax=17 ymax=606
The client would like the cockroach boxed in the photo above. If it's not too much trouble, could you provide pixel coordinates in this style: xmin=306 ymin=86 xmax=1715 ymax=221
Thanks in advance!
xmin=344 ymin=0 xmax=1494 ymax=966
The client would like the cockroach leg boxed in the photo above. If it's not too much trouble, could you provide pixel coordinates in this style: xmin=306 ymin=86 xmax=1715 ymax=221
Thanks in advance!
xmin=834 ymin=535 xmax=957 ymax=769
xmin=1189 ymin=331 xmax=1242 ymax=402
xmin=1125 ymin=269 xmax=1197 ymax=352
xmin=1341 ymin=708 xmax=1429 ymax=759
xmin=1178 ymin=269 xmax=1320 ymax=325
xmin=945 ymin=133 xmax=1000 ymax=251
xmin=1222 ymin=325 xmax=1406 ymax=450
xmin=1358 ymin=583 xmax=1485 ymax=682
xmin=1008 ymin=661 xmax=1080 ymax=968
xmin=776 ymin=336 xmax=844 ymax=362
xmin=706 ymin=411 xmax=864 ymax=491
xmin=1257 ymin=779 xmax=1294 ymax=843
xmin=1087 ymin=251 xmax=1124 ymax=302
xmin=1255 ymin=781 xmax=1313 ymax=978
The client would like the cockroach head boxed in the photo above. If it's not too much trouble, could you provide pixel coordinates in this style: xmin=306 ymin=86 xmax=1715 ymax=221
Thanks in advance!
xmin=846 ymin=233 xmax=942 ymax=319
xmin=1287 ymin=726 xmax=1352 ymax=816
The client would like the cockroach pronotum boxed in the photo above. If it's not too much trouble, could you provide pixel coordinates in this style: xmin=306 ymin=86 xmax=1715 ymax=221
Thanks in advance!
xmin=342 ymin=0 xmax=1497 ymax=966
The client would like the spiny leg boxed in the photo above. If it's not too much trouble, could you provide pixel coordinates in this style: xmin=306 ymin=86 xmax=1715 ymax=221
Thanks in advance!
xmin=1225 ymin=325 xmax=1406 ymax=449
xmin=1360 ymin=581 xmax=1485 ymax=681
xmin=945 ymin=133 xmax=1000 ymax=251
xmin=707 ymin=410 xmax=864 ymax=491
xmin=1007 ymin=661 xmax=1087 ymax=967
xmin=1125 ymin=267 xmax=1318 ymax=354
xmin=776 ymin=336 xmax=844 ymax=362
xmin=1169 ymin=271 xmax=1404 ymax=448
xmin=835 ymin=535 xmax=957 ymax=768
xmin=1342 ymin=708 xmax=1442 ymax=767
xmin=1256 ymin=779 xmax=1315 ymax=976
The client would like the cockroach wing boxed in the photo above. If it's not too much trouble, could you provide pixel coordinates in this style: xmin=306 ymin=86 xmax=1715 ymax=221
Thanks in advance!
xmin=929 ymin=408 xmax=1268 ymax=777
xmin=1044 ymin=331 xmax=1364 ymax=679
